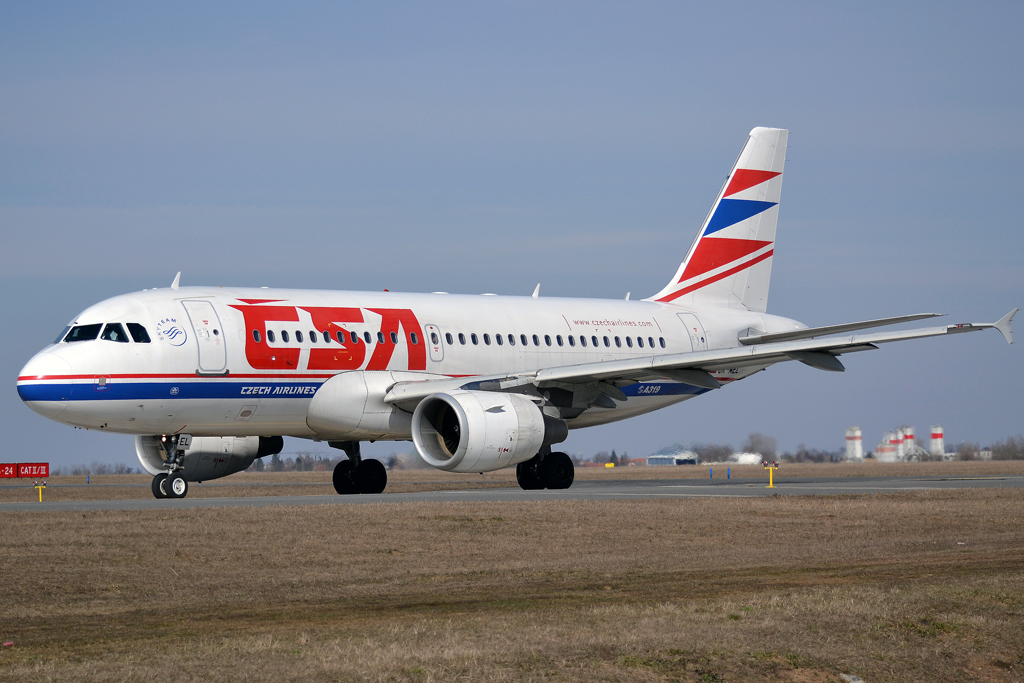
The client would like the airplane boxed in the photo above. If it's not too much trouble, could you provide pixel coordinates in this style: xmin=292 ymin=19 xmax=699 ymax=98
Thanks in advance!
xmin=17 ymin=127 xmax=1017 ymax=499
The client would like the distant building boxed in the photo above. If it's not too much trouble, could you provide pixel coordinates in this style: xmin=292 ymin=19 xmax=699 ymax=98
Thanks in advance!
xmin=647 ymin=451 xmax=699 ymax=466
xmin=845 ymin=427 xmax=864 ymax=461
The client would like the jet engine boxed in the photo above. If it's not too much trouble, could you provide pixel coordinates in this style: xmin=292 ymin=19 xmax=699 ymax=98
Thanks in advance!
xmin=411 ymin=390 xmax=567 ymax=473
xmin=135 ymin=435 xmax=283 ymax=481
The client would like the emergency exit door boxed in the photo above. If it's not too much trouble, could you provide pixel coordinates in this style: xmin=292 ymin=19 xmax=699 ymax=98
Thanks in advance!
xmin=182 ymin=300 xmax=228 ymax=374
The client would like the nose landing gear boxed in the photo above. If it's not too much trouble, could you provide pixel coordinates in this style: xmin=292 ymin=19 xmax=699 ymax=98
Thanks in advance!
xmin=329 ymin=441 xmax=388 ymax=495
xmin=151 ymin=433 xmax=192 ymax=499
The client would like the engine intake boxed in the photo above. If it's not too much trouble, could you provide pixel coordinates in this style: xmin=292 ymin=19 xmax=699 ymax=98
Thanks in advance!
xmin=412 ymin=390 xmax=567 ymax=472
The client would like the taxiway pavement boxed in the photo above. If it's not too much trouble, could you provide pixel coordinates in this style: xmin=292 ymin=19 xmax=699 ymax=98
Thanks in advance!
xmin=2 ymin=474 xmax=1021 ymax=512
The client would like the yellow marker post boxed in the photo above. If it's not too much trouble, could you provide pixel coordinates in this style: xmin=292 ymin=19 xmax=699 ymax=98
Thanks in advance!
xmin=34 ymin=480 xmax=46 ymax=502
xmin=763 ymin=462 xmax=779 ymax=488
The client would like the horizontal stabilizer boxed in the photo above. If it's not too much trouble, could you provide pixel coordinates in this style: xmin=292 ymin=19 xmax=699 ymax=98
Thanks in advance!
xmin=993 ymin=308 xmax=1017 ymax=344
xmin=739 ymin=313 xmax=943 ymax=345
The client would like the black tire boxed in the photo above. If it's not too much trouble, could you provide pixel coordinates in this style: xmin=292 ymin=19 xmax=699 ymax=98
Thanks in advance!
xmin=151 ymin=473 xmax=168 ymax=499
xmin=539 ymin=452 xmax=574 ymax=490
xmin=166 ymin=474 xmax=188 ymax=499
xmin=355 ymin=459 xmax=388 ymax=494
xmin=516 ymin=458 xmax=544 ymax=490
xmin=332 ymin=460 xmax=357 ymax=495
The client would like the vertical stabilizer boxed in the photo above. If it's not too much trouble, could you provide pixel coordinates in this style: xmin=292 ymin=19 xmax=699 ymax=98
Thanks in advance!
xmin=647 ymin=127 xmax=788 ymax=312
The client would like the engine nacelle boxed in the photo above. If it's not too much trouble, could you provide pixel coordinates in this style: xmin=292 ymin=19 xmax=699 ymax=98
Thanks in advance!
xmin=306 ymin=370 xmax=447 ymax=440
xmin=412 ymin=390 xmax=568 ymax=473
xmin=135 ymin=435 xmax=283 ymax=481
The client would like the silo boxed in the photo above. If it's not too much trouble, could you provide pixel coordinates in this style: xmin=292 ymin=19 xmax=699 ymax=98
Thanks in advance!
xmin=930 ymin=425 xmax=945 ymax=457
xmin=845 ymin=427 xmax=863 ymax=460
xmin=894 ymin=429 xmax=905 ymax=460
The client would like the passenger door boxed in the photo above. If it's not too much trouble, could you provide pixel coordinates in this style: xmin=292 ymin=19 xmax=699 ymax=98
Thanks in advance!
xmin=182 ymin=300 xmax=228 ymax=374
xmin=677 ymin=313 xmax=708 ymax=352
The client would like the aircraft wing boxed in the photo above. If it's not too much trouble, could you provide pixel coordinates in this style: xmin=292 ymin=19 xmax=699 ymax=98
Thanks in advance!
xmin=384 ymin=309 xmax=1016 ymax=410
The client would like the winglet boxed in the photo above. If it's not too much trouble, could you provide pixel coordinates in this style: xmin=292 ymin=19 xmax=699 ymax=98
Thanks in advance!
xmin=993 ymin=308 xmax=1017 ymax=344
xmin=532 ymin=283 xmax=540 ymax=299
xmin=170 ymin=272 xmax=181 ymax=290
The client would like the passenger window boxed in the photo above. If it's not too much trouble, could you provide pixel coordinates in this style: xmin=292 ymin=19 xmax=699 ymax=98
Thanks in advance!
xmin=615 ymin=336 xmax=621 ymax=348
xmin=592 ymin=336 xmax=599 ymax=347
xmin=337 ymin=331 xmax=346 ymax=344
xmin=637 ymin=337 xmax=644 ymax=348
xmin=568 ymin=335 xmax=575 ymax=347
xmin=508 ymin=334 xmax=515 ymax=346
xmin=295 ymin=331 xmax=304 ymax=343
xmin=127 ymin=323 xmax=151 ymax=343
xmin=520 ymin=334 xmax=527 ymax=346
xmin=446 ymin=333 xmax=454 ymax=345
xmin=626 ymin=337 xmax=633 ymax=348
xmin=495 ymin=334 xmax=502 ymax=346
xmin=660 ymin=337 xmax=666 ymax=348
xmin=484 ymin=334 xmax=491 ymax=345
xmin=471 ymin=333 xmax=479 ymax=345
xmin=648 ymin=336 xmax=655 ymax=348
xmin=459 ymin=333 xmax=466 ymax=345
xmin=544 ymin=335 xmax=551 ymax=346
xmin=322 ymin=330 xmax=330 ymax=342
xmin=364 ymin=331 xmax=372 ymax=344
xmin=268 ymin=330 xmax=276 ymax=343
xmin=553 ymin=335 xmax=560 ymax=346
xmin=532 ymin=334 xmax=539 ymax=346
xmin=390 ymin=331 xmax=398 ymax=344
xmin=349 ymin=331 xmax=358 ymax=344
xmin=580 ymin=336 xmax=587 ymax=347
xmin=101 ymin=323 xmax=130 ymax=343
xmin=431 ymin=332 xmax=439 ymax=344
xmin=309 ymin=331 xmax=317 ymax=343
xmin=65 ymin=323 xmax=102 ymax=342
xmin=282 ymin=331 xmax=290 ymax=343
xmin=252 ymin=330 xmax=262 ymax=343
xmin=377 ymin=332 xmax=385 ymax=344
xmin=411 ymin=332 xmax=419 ymax=345
xmin=603 ymin=336 xmax=610 ymax=347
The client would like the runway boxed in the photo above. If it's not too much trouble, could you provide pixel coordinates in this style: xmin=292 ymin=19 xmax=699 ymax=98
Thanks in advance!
xmin=3 ymin=474 xmax=1022 ymax=512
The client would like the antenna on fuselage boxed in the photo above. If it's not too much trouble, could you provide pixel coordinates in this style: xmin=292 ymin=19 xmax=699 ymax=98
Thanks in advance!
xmin=532 ymin=283 xmax=540 ymax=299
xmin=171 ymin=272 xmax=181 ymax=290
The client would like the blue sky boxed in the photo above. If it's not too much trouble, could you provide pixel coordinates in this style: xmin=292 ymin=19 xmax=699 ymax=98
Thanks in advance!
xmin=3 ymin=2 xmax=1021 ymax=467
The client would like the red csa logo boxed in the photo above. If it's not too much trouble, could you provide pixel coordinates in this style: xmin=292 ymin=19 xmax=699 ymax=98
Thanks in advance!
xmin=228 ymin=300 xmax=427 ymax=372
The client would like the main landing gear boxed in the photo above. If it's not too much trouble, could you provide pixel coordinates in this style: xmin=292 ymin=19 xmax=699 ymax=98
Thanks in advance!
xmin=516 ymin=450 xmax=574 ymax=490
xmin=329 ymin=441 xmax=387 ymax=495
xmin=151 ymin=434 xmax=191 ymax=499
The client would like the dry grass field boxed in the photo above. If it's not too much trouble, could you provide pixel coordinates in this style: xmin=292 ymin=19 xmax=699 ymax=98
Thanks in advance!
xmin=2 ymin=459 xmax=1023 ymax=503
xmin=2 ymin=487 xmax=1023 ymax=682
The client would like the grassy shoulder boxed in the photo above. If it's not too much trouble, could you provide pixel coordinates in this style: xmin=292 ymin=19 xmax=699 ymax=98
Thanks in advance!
xmin=1 ymin=488 xmax=1022 ymax=681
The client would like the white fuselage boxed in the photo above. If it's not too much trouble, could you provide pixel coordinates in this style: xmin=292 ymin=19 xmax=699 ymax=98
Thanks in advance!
xmin=17 ymin=286 xmax=806 ymax=440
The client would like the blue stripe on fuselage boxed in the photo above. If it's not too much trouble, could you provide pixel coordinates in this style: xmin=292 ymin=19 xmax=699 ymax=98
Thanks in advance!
xmin=17 ymin=381 xmax=324 ymax=402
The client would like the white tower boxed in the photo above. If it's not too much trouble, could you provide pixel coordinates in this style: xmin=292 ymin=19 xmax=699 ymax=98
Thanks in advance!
xmin=845 ymin=427 xmax=863 ymax=460
xmin=930 ymin=425 xmax=945 ymax=457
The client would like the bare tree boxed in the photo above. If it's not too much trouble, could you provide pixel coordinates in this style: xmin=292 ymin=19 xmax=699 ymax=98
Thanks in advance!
xmin=741 ymin=432 xmax=777 ymax=459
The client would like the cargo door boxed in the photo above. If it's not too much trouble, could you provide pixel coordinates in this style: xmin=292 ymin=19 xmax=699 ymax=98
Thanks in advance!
xmin=677 ymin=313 xmax=708 ymax=352
xmin=182 ymin=300 xmax=228 ymax=374
xmin=424 ymin=324 xmax=444 ymax=362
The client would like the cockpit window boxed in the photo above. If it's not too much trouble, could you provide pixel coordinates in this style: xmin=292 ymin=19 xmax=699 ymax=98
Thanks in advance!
xmin=100 ymin=323 xmax=130 ymax=343
xmin=54 ymin=326 xmax=71 ymax=344
xmin=127 ymin=323 xmax=151 ymax=343
xmin=65 ymin=324 xmax=102 ymax=342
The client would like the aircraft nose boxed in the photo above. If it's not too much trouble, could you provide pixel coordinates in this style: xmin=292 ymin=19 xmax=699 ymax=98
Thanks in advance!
xmin=17 ymin=350 xmax=73 ymax=421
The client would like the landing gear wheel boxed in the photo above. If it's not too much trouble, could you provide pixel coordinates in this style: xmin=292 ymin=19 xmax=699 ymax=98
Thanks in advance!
xmin=539 ymin=451 xmax=574 ymax=490
xmin=166 ymin=474 xmax=188 ymax=499
xmin=355 ymin=459 xmax=388 ymax=494
xmin=516 ymin=459 xmax=544 ymax=490
xmin=333 ymin=460 xmax=357 ymax=495
xmin=151 ymin=473 xmax=169 ymax=499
